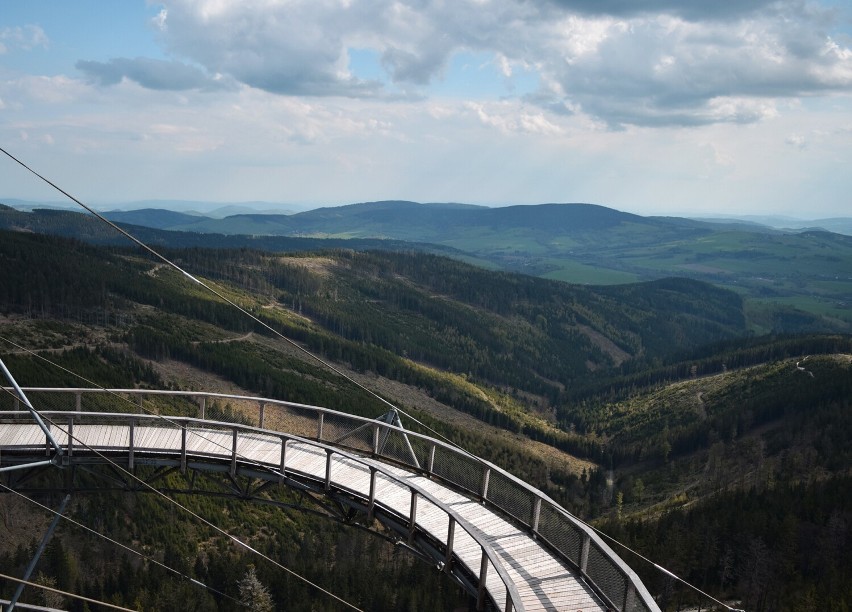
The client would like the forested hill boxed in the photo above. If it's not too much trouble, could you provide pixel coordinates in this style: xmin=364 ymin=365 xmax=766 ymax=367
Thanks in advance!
xmin=96 ymin=201 xmax=657 ymax=238
xmin=0 ymin=204 xmax=455 ymax=255
xmin=2 ymin=227 xmax=851 ymax=610
xmin=4 ymin=201 xmax=851 ymax=338
xmin=0 ymin=230 xmax=746 ymax=399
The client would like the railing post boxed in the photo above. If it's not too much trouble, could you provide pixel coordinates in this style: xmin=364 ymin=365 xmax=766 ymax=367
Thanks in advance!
xmin=476 ymin=547 xmax=489 ymax=611
xmin=317 ymin=413 xmax=324 ymax=441
xmin=367 ymin=467 xmax=377 ymax=522
xmin=279 ymin=437 xmax=288 ymax=481
xmin=408 ymin=490 xmax=418 ymax=544
xmin=480 ymin=466 xmax=490 ymax=502
xmin=180 ymin=426 xmax=187 ymax=473
xmin=128 ymin=420 xmax=135 ymax=471
xmin=230 ymin=429 xmax=238 ymax=477
xmin=258 ymin=402 xmax=265 ymax=429
xmin=65 ymin=417 xmax=73 ymax=466
xmin=427 ymin=444 xmax=436 ymax=476
xmin=444 ymin=517 xmax=455 ymax=573
xmin=372 ymin=424 xmax=380 ymax=455
xmin=580 ymin=533 xmax=591 ymax=576
xmin=624 ymin=582 xmax=636 ymax=611
xmin=532 ymin=497 xmax=541 ymax=535
xmin=75 ymin=392 xmax=81 ymax=412
xmin=324 ymin=449 xmax=333 ymax=491
xmin=199 ymin=396 xmax=206 ymax=420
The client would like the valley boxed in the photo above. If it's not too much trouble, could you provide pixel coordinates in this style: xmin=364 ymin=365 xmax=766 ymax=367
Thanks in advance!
xmin=1 ymin=224 xmax=850 ymax=610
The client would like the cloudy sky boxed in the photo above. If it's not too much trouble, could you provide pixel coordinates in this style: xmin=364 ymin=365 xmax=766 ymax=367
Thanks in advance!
xmin=1 ymin=0 xmax=851 ymax=217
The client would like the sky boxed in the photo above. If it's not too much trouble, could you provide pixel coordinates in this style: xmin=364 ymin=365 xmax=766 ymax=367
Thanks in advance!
xmin=1 ymin=0 xmax=851 ymax=218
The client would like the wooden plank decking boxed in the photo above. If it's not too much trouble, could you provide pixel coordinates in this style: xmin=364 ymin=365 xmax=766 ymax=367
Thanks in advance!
xmin=0 ymin=422 xmax=607 ymax=612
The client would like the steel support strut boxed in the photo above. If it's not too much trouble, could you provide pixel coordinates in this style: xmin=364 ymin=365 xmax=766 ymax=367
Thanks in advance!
xmin=0 ymin=358 xmax=63 ymax=457
xmin=6 ymin=494 xmax=71 ymax=611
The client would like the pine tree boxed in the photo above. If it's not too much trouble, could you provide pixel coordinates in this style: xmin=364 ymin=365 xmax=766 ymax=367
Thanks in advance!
xmin=238 ymin=565 xmax=274 ymax=612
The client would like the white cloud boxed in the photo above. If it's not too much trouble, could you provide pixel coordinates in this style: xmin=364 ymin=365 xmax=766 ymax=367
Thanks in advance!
xmin=94 ymin=0 xmax=844 ymax=128
xmin=786 ymin=133 xmax=807 ymax=149
xmin=152 ymin=8 xmax=168 ymax=32
xmin=0 ymin=25 xmax=49 ymax=52
xmin=76 ymin=57 xmax=234 ymax=91
xmin=467 ymin=101 xmax=563 ymax=135
xmin=12 ymin=75 xmax=89 ymax=105
xmin=2 ymin=0 xmax=852 ymax=218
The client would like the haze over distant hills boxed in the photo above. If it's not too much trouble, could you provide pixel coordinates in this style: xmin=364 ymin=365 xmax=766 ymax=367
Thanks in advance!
xmin=1 ymin=198 xmax=312 ymax=218
xmin=3 ymin=198 xmax=851 ymax=235
xmin=2 ymin=199 xmax=851 ymax=335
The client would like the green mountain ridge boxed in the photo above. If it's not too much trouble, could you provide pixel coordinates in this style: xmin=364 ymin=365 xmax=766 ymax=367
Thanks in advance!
xmin=1 ymin=227 xmax=850 ymax=610
xmin=3 ymin=201 xmax=849 ymax=336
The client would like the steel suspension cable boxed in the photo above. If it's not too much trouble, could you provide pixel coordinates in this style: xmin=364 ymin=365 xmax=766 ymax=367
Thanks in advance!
xmin=0 ymin=145 xmax=478 ymax=457
xmin=0 ymin=333 xmax=471 ymax=528
xmin=0 ymin=147 xmax=399 ymax=413
xmin=0 ymin=335 xmax=293 ymax=479
xmin=0 ymin=386 xmax=364 ymax=612
xmin=1 ymin=147 xmax=738 ymax=612
xmin=0 ymin=482 xmax=248 ymax=608
xmin=0 ymin=571 xmax=136 ymax=611
xmin=581 ymin=519 xmax=746 ymax=612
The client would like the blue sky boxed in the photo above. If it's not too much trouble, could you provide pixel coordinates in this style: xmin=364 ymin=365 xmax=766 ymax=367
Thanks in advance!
xmin=1 ymin=0 xmax=851 ymax=218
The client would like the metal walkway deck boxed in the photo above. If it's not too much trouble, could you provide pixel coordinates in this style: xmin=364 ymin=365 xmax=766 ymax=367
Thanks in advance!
xmin=0 ymin=389 xmax=660 ymax=612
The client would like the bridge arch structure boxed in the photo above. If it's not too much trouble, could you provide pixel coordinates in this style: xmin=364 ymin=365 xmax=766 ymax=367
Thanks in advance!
xmin=0 ymin=388 xmax=660 ymax=612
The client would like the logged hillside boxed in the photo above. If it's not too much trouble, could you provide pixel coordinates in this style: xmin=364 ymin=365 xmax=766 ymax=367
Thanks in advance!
xmin=1 ymin=227 xmax=851 ymax=610
xmin=4 ymin=201 xmax=851 ymax=335
xmin=0 ymin=230 xmax=747 ymax=434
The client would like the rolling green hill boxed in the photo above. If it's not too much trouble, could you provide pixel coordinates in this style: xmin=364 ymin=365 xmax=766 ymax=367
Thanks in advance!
xmin=1 ymin=227 xmax=850 ymax=610
xmin=4 ymin=200 xmax=850 ymax=335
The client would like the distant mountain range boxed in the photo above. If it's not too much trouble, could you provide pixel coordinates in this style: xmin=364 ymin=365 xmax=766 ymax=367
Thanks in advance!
xmin=2 ymin=199 xmax=850 ymax=334
xmin=0 ymin=198 xmax=311 ymax=218
xmin=100 ymin=201 xmax=673 ymax=239
xmin=102 ymin=200 xmax=852 ymax=239
xmin=4 ymin=197 xmax=851 ymax=235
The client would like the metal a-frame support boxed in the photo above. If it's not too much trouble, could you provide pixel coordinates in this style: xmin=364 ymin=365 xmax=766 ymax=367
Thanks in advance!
xmin=0 ymin=358 xmax=69 ymax=610
xmin=333 ymin=409 xmax=420 ymax=468
xmin=0 ymin=357 xmax=63 ymax=473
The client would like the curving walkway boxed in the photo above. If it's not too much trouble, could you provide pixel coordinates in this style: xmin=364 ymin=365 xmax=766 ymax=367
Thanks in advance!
xmin=0 ymin=389 xmax=660 ymax=612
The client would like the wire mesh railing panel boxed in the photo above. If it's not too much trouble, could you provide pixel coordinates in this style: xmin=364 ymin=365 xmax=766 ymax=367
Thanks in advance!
xmin=430 ymin=445 xmax=485 ymax=496
xmin=0 ymin=389 xmax=665 ymax=611
xmin=202 ymin=399 xmax=254 ymax=426
xmin=631 ymin=597 xmax=654 ymax=612
xmin=0 ymin=394 xmax=14 ymax=411
xmin=263 ymin=403 xmax=318 ymax=439
xmin=379 ymin=428 xmax=428 ymax=470
xmin=485 ymin=469 xmax=535 ymax=526
xmin=18 ymin=390 xmax=77 ymax=412
xmin=143 ymin=395 xmax=202 ymax=418
xmin=400 ymin=430 xmax=433 ymax=469
xmin=323 ymin=412 xmax=372 ymax=453
xmin=537 ymin=502 xmax=583 ymax=567
xmin=587 ymin=540 xmax=628 ymax=611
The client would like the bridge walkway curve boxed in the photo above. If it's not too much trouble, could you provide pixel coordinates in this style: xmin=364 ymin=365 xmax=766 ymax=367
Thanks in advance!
xmin=0 ymin=389 xmax=660 ymax=612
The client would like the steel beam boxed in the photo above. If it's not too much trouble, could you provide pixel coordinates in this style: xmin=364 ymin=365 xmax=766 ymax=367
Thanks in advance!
xmin=7 ymin=494 xmax=71 ymax=611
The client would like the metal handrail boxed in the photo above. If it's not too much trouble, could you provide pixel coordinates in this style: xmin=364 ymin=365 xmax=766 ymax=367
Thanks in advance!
xmin=2 ymin=387 xmax=660 ymax=611
xmin=0 ymin=408 xmax=524 ymax=612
